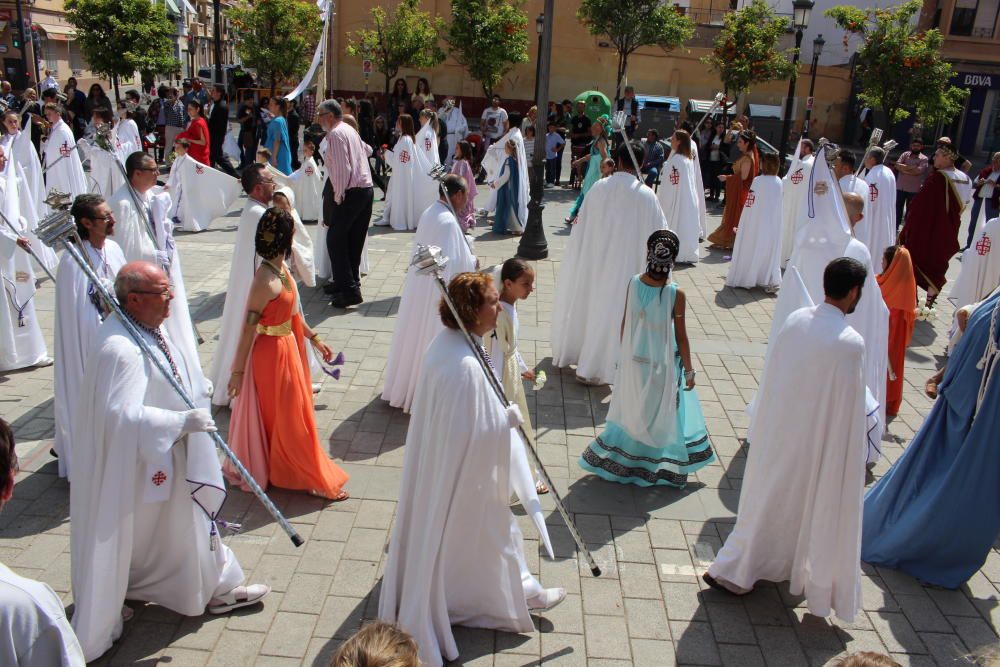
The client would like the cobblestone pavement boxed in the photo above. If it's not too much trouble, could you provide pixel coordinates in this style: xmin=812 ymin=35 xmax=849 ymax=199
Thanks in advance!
xmin=2 ymin=176 xmax=998 ymax=666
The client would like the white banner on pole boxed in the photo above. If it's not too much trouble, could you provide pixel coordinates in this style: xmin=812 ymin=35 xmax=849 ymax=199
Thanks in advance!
xmin=284 ymin=0 xmax=331 ymax=101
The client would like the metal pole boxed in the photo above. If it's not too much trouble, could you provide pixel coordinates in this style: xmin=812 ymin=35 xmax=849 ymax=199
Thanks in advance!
xmin=213 ymin=0 xmax=223 ymax=85
xmin=0 ymin=211 xmax=56 ymax=282
xmin=777 ymin=28 xmax=803 ymax=172
xmin=13 ymin=0 xmax=32 ymax=88
xmin=803 ymin=52 xmax=819 ymax=138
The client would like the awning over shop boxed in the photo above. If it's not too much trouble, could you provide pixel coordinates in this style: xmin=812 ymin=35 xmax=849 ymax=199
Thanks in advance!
xmin=35 ymin=23 xmax=77 ymax=41
xmin=747 ymin=104 xmax=782 ymax=119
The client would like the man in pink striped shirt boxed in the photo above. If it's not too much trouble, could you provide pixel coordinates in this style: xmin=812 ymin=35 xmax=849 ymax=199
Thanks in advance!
xmin=317 ymin=99 xmax=374 ymax=308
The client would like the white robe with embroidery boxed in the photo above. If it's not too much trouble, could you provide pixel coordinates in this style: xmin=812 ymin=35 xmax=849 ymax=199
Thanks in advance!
xmin=114 ymin=118 xmax=142 ymax=157
xmin=951 ymin=217 xmax=1000 ymax=309
xmin=290 ymin=156 xmax=324 ymax=222
xmin=381 ymin=136 xmax=437 ymax=231
xmin=781 ymin=154 xmax=814 ymax=266
xmin=551 ymin=172 xmax=668 ymax=385
xmin=727 ymin=174 xmax=783 ymax=289
xmin=656 ymin=152 xmax=701 ymax=263
xmin=166 ymin=154 xmax=241 ymax=233
xmin=861 ymin=164 xmax=897 ymax=262
xmin=41 ymin=119 xmax=88 ymax=205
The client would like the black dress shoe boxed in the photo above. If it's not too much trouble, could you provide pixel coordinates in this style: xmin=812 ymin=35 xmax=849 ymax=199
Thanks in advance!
xmin=330 ymin=292 xmax=364 ymax=308
xmin=323 ymin=283 xmax=339 ymax=295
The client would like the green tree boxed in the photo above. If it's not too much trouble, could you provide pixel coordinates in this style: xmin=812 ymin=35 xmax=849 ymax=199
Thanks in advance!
xmin=827 ymin=0 xmax=968 ymax=134
xmin=64 ymin=0 xmax=178 ymax=101
xmin=447 ymin=0 xmax=529 ymax=99
xmin=345 ymin=0 xmax=446 ymax=96
xmin=577 ymin=0 xmax=694 ymax=102
xmin=703 ymin=0 xmax=796 ymax=112
xmin=228 ymin=0 xmax=322 ymax=96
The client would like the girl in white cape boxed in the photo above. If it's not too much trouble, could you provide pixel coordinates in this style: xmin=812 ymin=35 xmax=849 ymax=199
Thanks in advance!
xmin=378 ymin=115 xmax=437 ymax=231
xmin=726 ymin=153 xmax=784 ymax=291
xmin=114 ymin=100 xmax=142 ymax=157
xmin=655 ymin=130 xmax=701 ymax=264
xmin=291 ymin=139 xmax=324 ymax=223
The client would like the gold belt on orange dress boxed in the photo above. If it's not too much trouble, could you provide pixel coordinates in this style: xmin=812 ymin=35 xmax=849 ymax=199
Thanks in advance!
xmin=256 ymin=319 xmax=293 ymax=336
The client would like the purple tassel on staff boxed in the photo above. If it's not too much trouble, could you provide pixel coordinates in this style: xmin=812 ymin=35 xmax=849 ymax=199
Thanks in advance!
xmin=320 ymin=352 xmax=346 ymax=380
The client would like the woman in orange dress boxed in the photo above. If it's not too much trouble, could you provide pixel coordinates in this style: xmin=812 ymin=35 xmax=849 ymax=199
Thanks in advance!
xmin=877 ymin=245 xmax=918 ymax=416
xmin=225 ymin=207 xmax=349 ymax=501
xmin=707 ymin=129 xmax=760 ymax=249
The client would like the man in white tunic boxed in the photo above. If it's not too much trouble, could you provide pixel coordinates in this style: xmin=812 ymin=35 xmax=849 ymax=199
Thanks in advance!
xmin=780 ymin=139 xmax=815 ymax=266
xmin=70 ymin=261 xmax=268 ymax=662
xmin=656 ymin=131 xmax=701 ymax=264
xmin=0 ymin=146 xmax=52 ymax=372
xmin=53 ymin=195 xmax=128 ymax=479
xmin=552 ymin=140 xmax=667 ymax=385
xmin=951 ymin=215 xmax=1000 ymax=310
xmin=482 ymin=115 xmax=529 ymax=222
xmin=860 ymin=147 xmax=897 ymax=262
xmin=441 ymin=99 xmax=468 ymax=167
xmin=208 ymin=164 xmax=274 ymax=405
xmin=40 ymin=104 xmax=88 ymax=205
xmin=2 ymin=108 xmax=46 ymax=218
xmin=0 ymin=418 xmax=85 ymax=666
xmin=705 ymin=257 xmax=869 ymax=622
xmin=379 ymin=272 xmax=564 ymax=667
xmin=382 ymin=175 xmax=476 ymax=412
xmin=834 ymin=149 xmax=871 ymax=231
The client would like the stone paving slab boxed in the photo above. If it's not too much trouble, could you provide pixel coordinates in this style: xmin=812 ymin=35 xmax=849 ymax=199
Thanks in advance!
xmin=1 ymin=170 xmax=998 ymax=666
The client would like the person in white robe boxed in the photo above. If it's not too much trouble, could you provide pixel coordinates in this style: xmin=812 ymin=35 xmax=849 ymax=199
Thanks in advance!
xmin=441 ymin=99 xmax=469 ymax=168
xmin=769 ymin=156 xmax=889 ymax=465
xmin=416 ymin=110 xmax=441 ymax=172
xmin=40 ymin=104 xmax=88 ymax=205
xmin=835 ymin=149 xmax=871 ymax=234
xmin=382 ymin=177 xmax=476 ymax=412
xmin=379 ymin=271 xmax=564 ymax=667
xmin=951 ymin=216 xmax=1000 ymax=310
xmin=378 ymin=116 xmax=438 ymax=231
xmin=273 ymin=186 xmax=315 ymax=287
xmin=0 ymin=417 xmax=86 ymax=666
xmin=726 ymin=153 xmax=783 ymax=290
xmin=0 ymin=147 xmax=51 ymax=372
xmin=53 ymin=194 xmax=128 ymax=478
xmin=2 ymin=108 xmax=46 ymax=216
xmin=780 ymin=139 xmax=815 ymax=266
xmin=656 ymin=130 xmax=701 ymax=264
xmin=82 ymin=107 xmax=126 ymax=198
xmin=114 ymin=103 xmax=142 ymax=157
xmin=482 ymin=120 xmax=529 ymax=223
xmin=208 ymin=165 xmax=273 ymax=405
xmin=551 ymin=141 xmax=667 ymax=385
xmin=703 ymin=257 xmax=869 ymax=623
xmin=290 ymin=141 xmax=324 ymax=222
xmin=70 ymin=261 xmax=267 ymax=662
xmin=860 ymin=147 xmax=897 ymax=262
xmin=165 ymin=140 xmax=241 ymax=233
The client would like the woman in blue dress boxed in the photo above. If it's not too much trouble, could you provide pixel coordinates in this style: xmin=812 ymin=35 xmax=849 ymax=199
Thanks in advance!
xmin=565 ymin=115 xmax=610 ymax=224
xmin=579 ymin=230 xmax=715 ymax=488
xmin=266 ymin=97 xmax=293 ymax=175
xmin=491 ymin=140 xmax=524 ymax=235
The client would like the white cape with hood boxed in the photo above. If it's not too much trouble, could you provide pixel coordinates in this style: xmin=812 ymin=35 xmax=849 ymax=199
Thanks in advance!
xmin=860 ymin=164 xmax=897 ymax=262
xmin=290 ymin=155 xmax=324 ymax=222
xmin=442 ymin=104 xmax=469 ymax=167
xmin=5 ymin=126 xmax=46 ymax=215
xmin=382 ymin=201 xmax=476 ymax=412
xmin=165 ymin=153 xmax=242 ymax=233
xmin=656 ymin=152 xmax=701 ymax=263
xmin=41 ymin=119 xmax=88 ymax=205
xmin=727 ymin=174 xmax=783 ymax=289
xmin=381 ymin=135 xmax=437 ymax=231
xmin=951 ymin=216 xmax=1000 ymax=309
xmin=781 ymin=151 xmax=815 ymax=266
xmin=483 ymin=127 xmax=529 ymax=223
xmin=69 ymin=316 xmax=243 ymax=662
xmin=379 ymin=328 xmax=552 ymax=667
xmin=84 ymin=141 xmax=126 ymax=198
xmin=551 ymin=172 xmax=667 ymax=385
xmin=274 ymin=185 xmax=315 ymax=288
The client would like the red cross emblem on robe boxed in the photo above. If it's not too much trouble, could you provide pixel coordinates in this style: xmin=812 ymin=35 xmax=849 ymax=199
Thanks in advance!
xmin=744 ymin=190 xmax=756 ymax=207
xmin=669 ymin=166 xmax=679 ymax=185
xmin=152 ymin=470 xmax=167 ymax=486
xmin=115 ymin=138 xmax=122 ymax=151
xmin=424 ymin=138 xmax=432 ymax=152
xmin=399 ymin=151 xmax=410 ymax=164
xmin=790 ymin=168 xmax=803 ymax=185
xmin=59 ymin=142 xmax=72 ymax=158
xmin=869 ymin=183 xmax=879 ymax=202
xmin=305 ymin=167 xmax=314 ymax=176
xmin=976 ymin=235 xmax=992 ymax=256
xmin=194 ymin=164 xmax=204 ymax=175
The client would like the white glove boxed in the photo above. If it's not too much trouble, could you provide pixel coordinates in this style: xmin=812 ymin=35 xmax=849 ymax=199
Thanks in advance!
xmin=505 ymin=404 xmax=524 ymax=428
xmin=202 ymin=380 xmax=214 ymax=398
xmin=181 ymin=408 xmax=217 ymax=435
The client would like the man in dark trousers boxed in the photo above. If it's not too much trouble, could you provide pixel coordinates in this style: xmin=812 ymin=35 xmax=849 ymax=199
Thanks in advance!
xmin=207 ymin=84 xmax=238 ymax=176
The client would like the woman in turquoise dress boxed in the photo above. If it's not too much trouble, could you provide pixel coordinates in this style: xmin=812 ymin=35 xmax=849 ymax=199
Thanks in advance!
xmin=266 ymin=97 xmax=293 ymax=175
xmin=579 ymin=230 xmax=714 ymax=488
xmin=565 ymin=115 xmax=611 ymax=224
xmin=491 ymin=140 xmax=523 ymax=234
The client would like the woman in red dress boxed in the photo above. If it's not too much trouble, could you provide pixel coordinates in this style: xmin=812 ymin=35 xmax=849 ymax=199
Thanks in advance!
xmin=176 ymin=99 xmax=210 ymax=165
xmin=707 ymin=129 xmax=760 ymax=250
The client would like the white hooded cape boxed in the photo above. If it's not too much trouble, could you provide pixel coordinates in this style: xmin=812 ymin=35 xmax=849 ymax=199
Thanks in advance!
xmin=709 ymin=302 xmax=866 ymax=622
xmin=53 ymin=239 xmax=127 ymax=478
xmin=114 ymin=118 xmax=142 ymax=157
xmin=382 ymin=201 xmax=476 ymax=412
xmin=378 ymin=328 xmax=548 ymax=667
xmin=860 ymin=164 xmax=897 ymax=262
xmin=416 ymin=121 xmax=441 ymax=170
xmin=69 ymin=316 xmax=243 ymax=662
xmin=166 ymin=154 xmax=242 ymax=233
xmin=6 ymin=126 xmax=46 ymax=214
xmin=951 ymin=217 xmax=1000 ymax=309
xmin=84 ymin=141 xmax=126 ymax=198
xmin=483 ymin=127 xmax=529 ymax=223
xmin=274 ymin=185 xmax=315 ymax=288
xmin=727 ymin=174 xmax=783 ymax=289
xmin=290 ymin=156 xmax=324 ymax=222
xmin=656 ymin=152 xmax=701 ymax=263
xmin=551 ymin=172 xmax=667 ymax=384
xmin=381 ymin=136 xmax=438 ymax=231
xmin=443 ymin=105 xmax=469 ymax=167
xmin=41 ymin=119 xmax=88 ymax=205
xmin=780 ymin=152 xmax=815 ymax=266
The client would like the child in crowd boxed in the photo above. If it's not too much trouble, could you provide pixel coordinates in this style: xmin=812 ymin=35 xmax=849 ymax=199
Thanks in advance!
xmin=545 ymin=121 xmax=565 ymax=185
xmin=600 ymin=157 xmax=616 ymax=178
xmin=330 ymin=621 xmax=420 ymax=667
xmin=524 ymin=125 xmax=536 ymax=163
xmin=492 ymin=140 xmax=524 ymax=235
xmin=449 ymin=140 xmax=478 ymax=230
xmin=291 ymin=140 xmax=324 ymax=223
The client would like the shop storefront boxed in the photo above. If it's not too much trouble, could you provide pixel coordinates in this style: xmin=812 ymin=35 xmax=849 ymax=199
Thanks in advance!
xmin=952 ymin=70 xmax=1000 ymax=158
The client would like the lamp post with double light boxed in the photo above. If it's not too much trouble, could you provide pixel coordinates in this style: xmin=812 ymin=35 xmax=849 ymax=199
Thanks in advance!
xmin=777 ymin=0 xmax=814 ymax=170
xmin=802 ymin=34 xmax=824 ymax=138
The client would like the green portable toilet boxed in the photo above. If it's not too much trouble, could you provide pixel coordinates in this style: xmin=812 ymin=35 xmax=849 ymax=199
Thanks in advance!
xmin=575 ymin=90 xmax=612 ymax=121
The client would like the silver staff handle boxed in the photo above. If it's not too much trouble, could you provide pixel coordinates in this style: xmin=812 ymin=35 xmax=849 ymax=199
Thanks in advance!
xmin=692 ymin=92 xmax=726 ymax=138
xmin=611 ymin=111 xmax=642 ymax=183
xmin=856 ymin=128 xmax=884 ymax=177
xmin=412 ymin=245 xmax=602 ymax=577
xmin=36 ymin=206 xmax=304 ymax=548
xmin=0 ymin=210 xmax=56 ymax=282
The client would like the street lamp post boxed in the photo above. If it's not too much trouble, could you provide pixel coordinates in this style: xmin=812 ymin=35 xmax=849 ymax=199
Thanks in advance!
xmin=532 ymin=12 xmax=544 ymax=103
xmin=213 ymin=0 xmax=223 ymax=84
xmin=777 ymin=0 xmax=813 ymax=171
xmin=517 ymin=0 xmax=553 ymax=261
xmin=802 ymin=34 xmax=824 ymax=138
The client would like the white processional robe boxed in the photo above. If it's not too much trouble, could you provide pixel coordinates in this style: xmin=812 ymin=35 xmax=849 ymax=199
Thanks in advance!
xmin=83 ymin=138 xmax=126 ymax=198
xmin=290 ymin=156 xmax=324 ymax=222
xmin=209 ymin=198 xmax=266 ymax=405
xmin=0 ymin=162 xmax=48 ymax=371
xmin=691 ymin=143 xmax=708 ymax=237
xmin=443 ymin=106 xmax=469 ymax=167
xmin=951 ymin=216 xmax=1000 ymax=309
xmin=381 ymin=136 xmax=437 ymax=231
xmin=41 ymin=119 xmax=88 ymax=205
xmin=840 ymin=174 xmax=871 ymax=224
xmin=860 ymin=164 xmax=897 ymax=261
xmin=726 ymin=175 xmax=783 ymax=289
xmin=781 ymin=153 xmax=815 ymax=266
xmin=656 ymin=153 xmax=701 ymax=263
xmin=416 ymin=122 xmax=440 ymax=171
xmin=379 ymin=328 xmax=549 ymax=667
xmin=53 ymin=239 xmax=127 ymax=478
xmin=274 ymin=185 xmax=315 ymax=288
xmin=483 ymin=127 xmax=528 ymax=223
xmin=70 ymin=316 xmax=243 ymax=662
xmin=551 ymin=172 xmax=668 ymax=384
xmin=381 ymin=201 xmax=476 ymax=412
xmin=709 ymin=303 xmax=866 ymax=622
xmin=4 ymin=127 xmax=46 ymax=215
xmin=114 ymin=118 xmax=142 ymax=157
xmin=166 ymin=154 xmax=242 ymax=232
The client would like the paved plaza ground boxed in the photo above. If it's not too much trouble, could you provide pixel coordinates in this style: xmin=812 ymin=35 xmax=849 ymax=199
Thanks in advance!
xmin=1 ymin=176 xmax=998 ymax=666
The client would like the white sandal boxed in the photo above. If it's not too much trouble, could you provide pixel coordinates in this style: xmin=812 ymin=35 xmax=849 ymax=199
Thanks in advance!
xmin=207 ymin=584 xmax=270 ymax=614
xmin=527 ymin=587 xmax=566 ymax=611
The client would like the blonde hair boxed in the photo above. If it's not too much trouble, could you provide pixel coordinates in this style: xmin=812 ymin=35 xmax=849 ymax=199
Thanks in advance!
xmin=330 ymin=621 xmax=419 ymax=667
xmin=832 ymin=652 xmax=902 ymax=667
xmin=505 ymin=139 xmax=518 ymax=158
